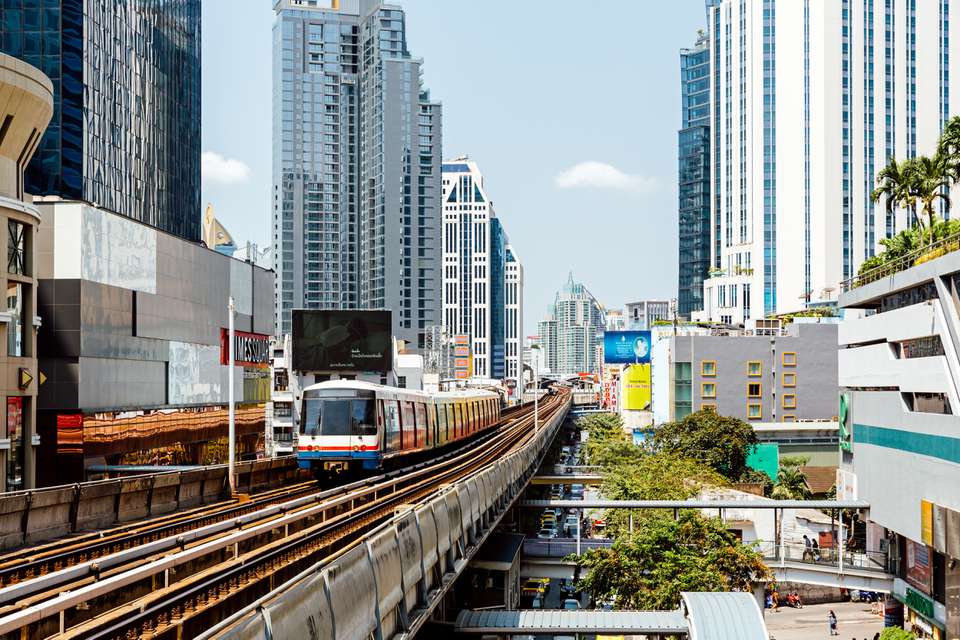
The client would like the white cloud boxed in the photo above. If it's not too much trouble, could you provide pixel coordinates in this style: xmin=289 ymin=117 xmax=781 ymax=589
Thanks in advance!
xmin=201 ymin=151 xmax=251 ymax=185
xmin=554 ymin=161 xmax=659 ymax=194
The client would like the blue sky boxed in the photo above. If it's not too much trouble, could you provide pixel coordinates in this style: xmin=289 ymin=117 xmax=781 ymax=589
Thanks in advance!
xmin=201 ymin=1 xmax=706 ymax=335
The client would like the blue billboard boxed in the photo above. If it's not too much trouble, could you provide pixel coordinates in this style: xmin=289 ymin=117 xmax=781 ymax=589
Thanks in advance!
xmin=603 ymin=331 xmax=652 ymax=364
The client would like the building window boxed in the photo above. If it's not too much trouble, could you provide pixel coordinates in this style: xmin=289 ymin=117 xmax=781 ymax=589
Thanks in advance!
xmin=701 ymin=360 xmax=717 ymax=377
xmin=701 ymin=403 xmax=717 ymax=412
xmin=782 ymin=414 xmax=796 ymax=422
xmin=701 ymin=382 xmax=717 ymax=398
xmin=7 ymin=220 xmax=25 ymax=276
xmin=274 ymin=402 xmax=292 ymax=417
xmin=747 ymin=360 xmax=762 ymax=377
xmin=748 ymin=382 xmax=762 ymax=398
xmin=6 ymin=282 xmax=23 ymax=357
xmin=783 ymin=394 xmax=797 ymax=409
xmin=747 ymin=403 xmax=762 ymax=420
xmin=782 ymin=351 xmax=797 ymax=367
xmin=782 ymin=372 xmax=796 ymax=387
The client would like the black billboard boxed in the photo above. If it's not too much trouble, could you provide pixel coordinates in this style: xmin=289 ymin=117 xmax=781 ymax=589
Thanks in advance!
xmin=291 ymin=310 xmax=393 ymax=372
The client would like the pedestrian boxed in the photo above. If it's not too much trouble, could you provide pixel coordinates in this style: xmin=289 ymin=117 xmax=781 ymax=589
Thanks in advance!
xmin=803 ymin=534 xmax=812 ymax=561
xmin=828 ymin=610 xmax=838 ymax=635
xmin=812 ymin=538 xmax=821 ymax=562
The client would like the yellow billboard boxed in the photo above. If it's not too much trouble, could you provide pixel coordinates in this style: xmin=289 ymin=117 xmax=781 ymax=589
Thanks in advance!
xmin=622 ymin=363 xmax=651 ymax=411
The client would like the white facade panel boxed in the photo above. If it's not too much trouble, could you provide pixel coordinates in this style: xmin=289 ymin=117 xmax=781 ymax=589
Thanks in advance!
xmin=81 ymin=204 xmax=158 ymax=294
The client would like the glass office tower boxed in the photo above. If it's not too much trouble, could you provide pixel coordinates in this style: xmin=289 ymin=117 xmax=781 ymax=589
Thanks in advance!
xmin=273 ymin=0 xmax=442 ymax=346
xmin=677 ymin=31 xmax=711 ymax=319
xmin=0 ymin=0 xmax=201 ymax=241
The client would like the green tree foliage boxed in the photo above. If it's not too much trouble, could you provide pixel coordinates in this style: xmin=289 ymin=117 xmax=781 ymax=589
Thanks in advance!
xmin=573 ymin=510 xmax=770 ymax=610
xmin=771 ymin=455 xmax=812 ymax=500
xmin=648 ymin=410 xmax=758 ymax=482
xmin=880 ymin=628 xmax=917 ymax=640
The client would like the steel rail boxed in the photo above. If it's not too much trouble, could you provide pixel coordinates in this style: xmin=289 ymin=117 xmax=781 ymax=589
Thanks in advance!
xmin=0 ymin=480 xmax=322 ymax=587
xmin=0 ymin=396 xmax=562 ymax=637
xmin=75 ymin=398 xmax=565 ymax=640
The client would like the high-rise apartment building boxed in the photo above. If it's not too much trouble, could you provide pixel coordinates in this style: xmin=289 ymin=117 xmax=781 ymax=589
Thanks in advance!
xmin=273 ymin=0 xmax=442 ymax=346
xmin=505 ymin=244 xmax=524 ymax=384
xmin=678 ymin=30 xmax=712 ymax=319
xmin=0 ymin=0 xmax=201 ymax=241
xmin=625 ymin=300 xmax=672 ymax=331
xmin=538 ymin=274 xmax=605 ymax=376
xmin=698 ymin=0 xmax=959 ymax=324
xmin=441 ymin=159 xmax=523 ymax=381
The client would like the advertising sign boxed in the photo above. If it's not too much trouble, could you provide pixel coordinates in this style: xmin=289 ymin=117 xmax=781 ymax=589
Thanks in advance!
xmin=220 ymin=329 xmax=270 ymax=368
xmin=622 ymin=364 xmax=651 ymax=411
xmin=604 ymin=331 xmax=652 ymax=364
xmin=291 ymin=310 xmax=392 ymax=372
xmin=905 ymin=538 xmax=932 ymax=593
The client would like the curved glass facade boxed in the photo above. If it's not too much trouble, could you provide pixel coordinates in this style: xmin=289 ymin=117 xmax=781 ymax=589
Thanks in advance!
xmin=1 ymin=0 xmax=201 ymax=242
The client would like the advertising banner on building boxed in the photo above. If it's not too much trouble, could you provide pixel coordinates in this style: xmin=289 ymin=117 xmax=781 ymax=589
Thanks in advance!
xmin=622 ymin=364 xmax=651 ymax=411
xmin=905 ymin=538 xmax=932 ymax=593
xmin=604 ymin=331 xmax=652 ymax=364
xmin=220 ymin=329 xmax=270 ymax=368
xmin=291 ymin=310 xmax=392 ymax=372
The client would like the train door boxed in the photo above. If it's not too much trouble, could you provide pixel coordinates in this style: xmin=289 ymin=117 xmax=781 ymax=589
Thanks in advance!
xmin=401 ymin=401 xmax=416 ymax=450
xmin=414 ymin=402 xmax=428 ymax=450
xmin=383 ymin=400 xmax=401 ymax=451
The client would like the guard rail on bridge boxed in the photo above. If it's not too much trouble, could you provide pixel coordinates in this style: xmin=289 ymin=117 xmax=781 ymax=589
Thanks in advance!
xmin=199 ymin=396 xmax=572 ymax=640
xmin=0 ymin=457 xmax=298 ymax=549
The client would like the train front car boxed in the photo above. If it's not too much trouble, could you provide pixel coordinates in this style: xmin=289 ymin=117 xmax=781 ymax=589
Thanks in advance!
xmin=297 ymin=381 xmax=382 ymax=473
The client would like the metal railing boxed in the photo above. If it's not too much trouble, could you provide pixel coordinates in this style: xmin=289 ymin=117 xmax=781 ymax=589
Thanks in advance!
xmin=841 ymin=229 xmax=960 ymax=292
xmin=522 ymin=537 xmax=613 ymax=558
xmin=755 ymin=541 xmax=889 ymax=573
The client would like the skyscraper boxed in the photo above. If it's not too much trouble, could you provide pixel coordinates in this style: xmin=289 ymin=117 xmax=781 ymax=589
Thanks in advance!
xmin=504 ymin=244 xmax=524 ymax=386
xmin=273 ymin=0 xmax=442 ymax=346
xmin=441 ymin=158 xmax=523 ymax=381
xmin=677 ymin=30 xmax=711 ymax=319
xmin=698 ymin=0 xmax=958 ymax=324
xmin=0 ymin=0 xmax=201 ymax=241
xmin=538 ymin=274 xmax=605 ymax=376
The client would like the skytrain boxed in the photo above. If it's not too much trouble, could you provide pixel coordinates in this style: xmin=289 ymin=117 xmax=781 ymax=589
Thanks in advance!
xmin=296 ymin=380 xmax=501 ymax=473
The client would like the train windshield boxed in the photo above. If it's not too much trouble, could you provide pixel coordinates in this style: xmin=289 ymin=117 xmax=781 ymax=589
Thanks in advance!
xmin=301 ymin=398 xmax=377 ymax=436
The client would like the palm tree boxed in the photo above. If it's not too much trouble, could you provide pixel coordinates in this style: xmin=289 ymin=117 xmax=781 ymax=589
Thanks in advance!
xmin=938 ymin=115 xmax=960 ymax=171
xmin=771 ymin=465 xmax=811 ymax=500
xmin=905 ymin=153 xmax=952 ymax=244
xmin=872 ymin=157 xmax=918 ymax=232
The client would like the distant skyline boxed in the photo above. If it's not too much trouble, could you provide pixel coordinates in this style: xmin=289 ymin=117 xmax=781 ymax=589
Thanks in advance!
xmin=201 ymin=0 xmax=706 ymax=335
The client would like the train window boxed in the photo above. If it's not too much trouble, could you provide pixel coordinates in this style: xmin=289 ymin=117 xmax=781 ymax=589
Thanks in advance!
xmin=415 ymin=403 xmax=427 ymax=447
xmin=384 ymin=401 xmax=400 ymax=450
xmin=300 ymin=397 xmax=376 ymax=436
xmin=401 ymin=402 xmax=416 ymax=447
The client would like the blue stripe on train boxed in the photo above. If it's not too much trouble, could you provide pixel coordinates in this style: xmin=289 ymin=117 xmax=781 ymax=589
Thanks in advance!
xmin=297 ymin=449 xmax=382 ymax=470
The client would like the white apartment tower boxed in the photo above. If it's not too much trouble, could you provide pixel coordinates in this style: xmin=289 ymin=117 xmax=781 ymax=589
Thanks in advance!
xmin=505 ymin=244 xmax=524 ymax=384
xmin=699 ymin=0 xmax=960 ymax=324
xmin=441 ymin=158 xmax=523 ymax=381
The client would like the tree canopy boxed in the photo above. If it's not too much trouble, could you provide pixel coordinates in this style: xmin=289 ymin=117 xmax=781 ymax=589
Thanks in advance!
xmin=879 ymin=628 xmax=916 ymax=640
xmin=574 ymin=510 xmax=770 ymax=610
xmin=647 ymin=409 xmax=758 ymax=482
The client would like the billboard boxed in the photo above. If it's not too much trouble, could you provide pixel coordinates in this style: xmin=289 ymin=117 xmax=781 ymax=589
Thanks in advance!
xmin=622 ymin=364 xmax=651 ymax=411
xmin=291 ymin=310 xmax=392 ymax=372
xmin=604 ymin=331 xmax=652 ymax=364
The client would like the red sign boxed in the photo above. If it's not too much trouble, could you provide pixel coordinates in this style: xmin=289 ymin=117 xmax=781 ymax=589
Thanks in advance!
xmin=220 ymin=329 xmax=270 ymax=368
xmin=6 ymin=398 xmax=21 ymax=441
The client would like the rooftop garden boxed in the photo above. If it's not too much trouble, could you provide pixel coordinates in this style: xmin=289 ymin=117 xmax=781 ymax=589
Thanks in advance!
xmin=849 ymin=115 xmax=960 ymax=289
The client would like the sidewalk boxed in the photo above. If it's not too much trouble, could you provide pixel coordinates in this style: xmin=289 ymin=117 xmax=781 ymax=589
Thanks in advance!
xmin=765 ymin=601 xmax=883 ymax=640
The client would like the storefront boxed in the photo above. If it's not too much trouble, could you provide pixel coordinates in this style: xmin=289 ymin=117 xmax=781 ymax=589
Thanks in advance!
xmin=893 ymin=578 xmax=947 ymax=639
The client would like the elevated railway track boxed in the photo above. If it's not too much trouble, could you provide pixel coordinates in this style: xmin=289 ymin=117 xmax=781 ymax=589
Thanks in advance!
xmin=0 ymin=392 xmax=569 ymax=639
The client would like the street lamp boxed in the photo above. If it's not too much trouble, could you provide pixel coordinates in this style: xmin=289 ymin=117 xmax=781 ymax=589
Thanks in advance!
xmin=531 ymin=344 xmax=541 ymax=429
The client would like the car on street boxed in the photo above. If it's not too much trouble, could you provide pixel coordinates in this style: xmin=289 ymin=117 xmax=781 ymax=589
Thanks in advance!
xmin=521 ymin=579 xmax=546 ymax=596
xmin=537 ymin=527 xmax=558 ymax=539
xmin=562 ymin=598 xmax=580 ymax=610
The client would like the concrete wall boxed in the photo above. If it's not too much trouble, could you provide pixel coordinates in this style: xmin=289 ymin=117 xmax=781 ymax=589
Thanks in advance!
xmin=35 ymin=200 xmax=275 ymax=412
xmin=672 ymin=323 xmax=839 ymax=422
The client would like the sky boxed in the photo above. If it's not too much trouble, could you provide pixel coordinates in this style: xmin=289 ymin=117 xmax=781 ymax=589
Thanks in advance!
xmin=201 ymin=1 xmax=707 ymax=336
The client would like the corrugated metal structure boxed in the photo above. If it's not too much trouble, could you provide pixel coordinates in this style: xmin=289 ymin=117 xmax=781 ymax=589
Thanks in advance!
xmin=452 ymin=592 xmax=768 ymax=637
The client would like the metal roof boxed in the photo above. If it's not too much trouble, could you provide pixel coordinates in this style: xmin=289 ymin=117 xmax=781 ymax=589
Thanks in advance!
xmin=454 ymin=609 xmax=688 ymax=634
xmin=682 ymin=592 xmax=768 ymax=640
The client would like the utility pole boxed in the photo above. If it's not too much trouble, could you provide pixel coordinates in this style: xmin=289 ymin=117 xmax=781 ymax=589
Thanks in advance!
xmin=228 ymin=296 xmax=236 ymax=496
